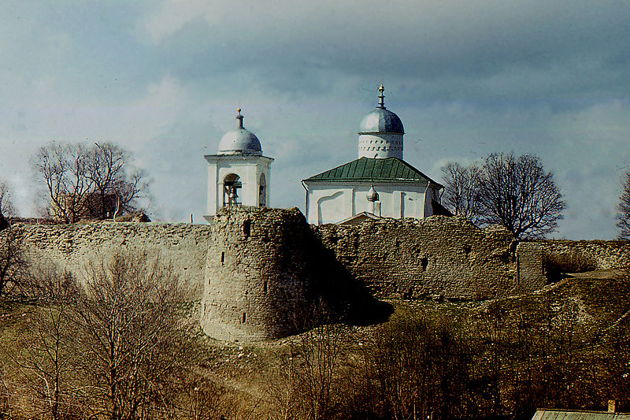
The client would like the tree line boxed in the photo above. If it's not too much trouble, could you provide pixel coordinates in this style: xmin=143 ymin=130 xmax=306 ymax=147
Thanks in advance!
xmin=262 ymin=295 xmax=629 ymax=420
xmin=0 ymin=253 xmax=220 ymax=419
xmin=440 ymin=152 xmax=630 ymax=240
xmin=0 ymin=142 xmax=629 ymax=239
xmin=0 ymin=141 xmax=149 ymax=225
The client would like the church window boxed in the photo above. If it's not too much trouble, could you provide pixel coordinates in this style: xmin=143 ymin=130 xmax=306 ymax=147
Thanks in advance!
xmin=221 ymin=252 xmax=225 ymax=265
xmin=242 ymin=312 xmax=247 ymax=323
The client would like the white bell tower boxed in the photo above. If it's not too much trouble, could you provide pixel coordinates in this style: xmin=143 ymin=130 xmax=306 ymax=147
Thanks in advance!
xmin=204 ymin=109 xmax=274 ymax=220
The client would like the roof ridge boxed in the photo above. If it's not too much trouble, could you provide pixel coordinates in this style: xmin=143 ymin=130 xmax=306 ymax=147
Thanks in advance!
xmin=392 ymin=158 xmax=443 ymax=187
xmin=303 ymin=157 xmax=442 ymax=186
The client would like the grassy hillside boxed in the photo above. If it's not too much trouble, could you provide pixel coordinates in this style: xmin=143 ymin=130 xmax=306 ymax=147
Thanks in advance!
xmin=1 ymin=270 xmax=628 ymax=419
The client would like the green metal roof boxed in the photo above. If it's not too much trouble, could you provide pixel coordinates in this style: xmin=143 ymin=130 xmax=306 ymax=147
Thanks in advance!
xmin=532 ymin=410 xmax=630 ymax=420
xmin=303 ymin=157 xmax=442 ymax=186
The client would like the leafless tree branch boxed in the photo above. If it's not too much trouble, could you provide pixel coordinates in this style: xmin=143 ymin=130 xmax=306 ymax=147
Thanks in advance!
xmin=32 ymin=141 xmax=150 ymax=223
xmin=441 ymin=153 xmax=566 ymax=239
xmin=617 ymin=171 xmax=630 ymax=240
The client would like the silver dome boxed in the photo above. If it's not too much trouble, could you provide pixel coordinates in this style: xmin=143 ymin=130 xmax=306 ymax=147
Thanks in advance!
xmin=367 ymin=185 xmax=380 ymax=202
xmin=217 ymin=109 xmax=263 ymax=156
xmin=218 ymin=129 xmax=262 ymax=155
xmin=359 ymin=107 xmax=404 ymax=134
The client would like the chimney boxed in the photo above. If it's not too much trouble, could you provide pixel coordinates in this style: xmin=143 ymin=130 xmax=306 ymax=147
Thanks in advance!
xmin=608 ymin=400 xmax=617 ymax=413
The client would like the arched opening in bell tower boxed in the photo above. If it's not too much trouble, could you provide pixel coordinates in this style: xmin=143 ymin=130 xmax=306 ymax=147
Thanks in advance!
xmin=222 ymin=173 xmax=242 ymax=207
xmin=259 ymin=173 xmax=267 ymax=207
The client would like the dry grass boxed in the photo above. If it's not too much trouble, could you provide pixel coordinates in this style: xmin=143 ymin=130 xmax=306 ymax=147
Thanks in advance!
xmin=1 ymin=270 xmax=629 ymax=419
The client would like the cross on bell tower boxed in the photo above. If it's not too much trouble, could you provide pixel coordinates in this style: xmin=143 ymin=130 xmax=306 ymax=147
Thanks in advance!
xmin=378 ymin=84 xmax=386 ymax=109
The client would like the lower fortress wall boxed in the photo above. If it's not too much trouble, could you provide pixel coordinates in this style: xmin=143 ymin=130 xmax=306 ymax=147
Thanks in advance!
xmin=534 ymin=240 xmax=630 ymax=270
xmin=2 ymin=208 xmax=628 ymax=341
xmin=10 ymin=222 xmax=213 ymax=296
xmin=315 ymin=217 xmax=530 ymax=300
xmin=516 ymin=240 xmax=630 ymax=286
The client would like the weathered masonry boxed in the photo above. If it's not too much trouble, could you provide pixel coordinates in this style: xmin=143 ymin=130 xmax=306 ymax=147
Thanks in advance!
xmin=315 ymin=216 xmax=540 ymax=300
xmin=2 ymin=208 xmax=628 ymax=341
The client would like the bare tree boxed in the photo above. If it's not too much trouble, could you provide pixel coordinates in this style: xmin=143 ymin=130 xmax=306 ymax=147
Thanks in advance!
xmin=3 ymin=265 xmax=83 ymax=419
xmin=71 ymin=253 xmax=196 ymax=418
xmin=33 ymin=141 xmax=150 ymax=223
xmin=267 ymin=357 xmax=302 ymax=420
xmin=617 ymin=171 xmax=630 ymax=240
xmin=476 ymin=153 xmax=565 ymax=239
xmin=292 ymin=324 xmax=343 ymax=420
xmin=441 ymin=162 xmax=482 ymax=219
xmin=33 ymin=142 xmax=94 ymax=223
xmin=360 ymin=315 xmax=471 ymax=420
xmin=442 ymin=153 xmax=565 ymax=239
xmin=0 ymin=179 xmax=16 ymax=219
xmin=86 ymin=142 xmax=149 ymax=219
xmin=0 ymin=228 xmax=26 ymax=296
xmin=4 ymin=257 xmax=206 ymax=418
xmin=13 ymin=303 xmax=80 ymax=419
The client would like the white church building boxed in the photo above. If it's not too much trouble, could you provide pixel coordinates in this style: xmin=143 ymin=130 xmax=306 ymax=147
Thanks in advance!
xmin=302 ymin=85 xmax=449 ymax=225
xmin=204 ymin=109 xmax=273 ymax=220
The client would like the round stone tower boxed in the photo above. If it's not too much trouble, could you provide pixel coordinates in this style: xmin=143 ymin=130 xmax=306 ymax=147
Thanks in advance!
xmin=201 ymin=207 xmax=326 ymax=341
xmin=357 ymin=84 xmax=405 ymax=159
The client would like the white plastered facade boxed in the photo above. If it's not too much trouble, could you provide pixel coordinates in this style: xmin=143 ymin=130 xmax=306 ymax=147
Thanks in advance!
xmin=303 ymin=181 xmax=440 ymax=225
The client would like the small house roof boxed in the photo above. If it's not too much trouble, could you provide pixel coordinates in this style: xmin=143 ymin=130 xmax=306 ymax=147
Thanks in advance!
xmin=532 ymin=409 xmax=630 ymax=420
xmin=337 ymin=212 xmax=383 ymax=225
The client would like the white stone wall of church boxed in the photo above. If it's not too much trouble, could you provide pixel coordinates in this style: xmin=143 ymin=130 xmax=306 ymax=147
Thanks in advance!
xmin=305 ymin=182 xmax=428 ymax=224
xmin=206 ymin=162 xmax=218 ymax=217
xmin=206 ymin=159 xmax=271 ymax=216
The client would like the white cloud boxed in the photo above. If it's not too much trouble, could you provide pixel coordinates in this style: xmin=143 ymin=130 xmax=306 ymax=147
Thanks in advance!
xmin=1 ymin=1 xmax=629 ymax=237
xmin=0 ymin=75 xmax=189 ymax=216
xmin=544 ymin=101 xmax=630 ymax=238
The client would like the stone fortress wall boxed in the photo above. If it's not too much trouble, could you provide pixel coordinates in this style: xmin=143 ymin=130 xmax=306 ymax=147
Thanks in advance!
xmin=2 ymin=208 xmax=628 ymax=341
xmin=516 ymin=239 xmax=629 ymax=285
xmin=534 ymin=240 xmax=630 ymax=270
xmin=10 ymin=222 xmax=213 ymax=296
xmin=315 ymin=216 xmax=536 ymax=300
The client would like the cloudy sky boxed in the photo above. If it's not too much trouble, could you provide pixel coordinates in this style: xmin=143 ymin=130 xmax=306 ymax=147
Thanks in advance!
xmin=1 ymin=0 xmax=628 ymax=238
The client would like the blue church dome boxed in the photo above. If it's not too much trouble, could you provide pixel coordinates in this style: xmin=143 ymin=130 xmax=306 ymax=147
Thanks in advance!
xmin=358 ymin=84 xmax=404 ymax=134
xmin=359 ymin=107 xmax=404 ymax=134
